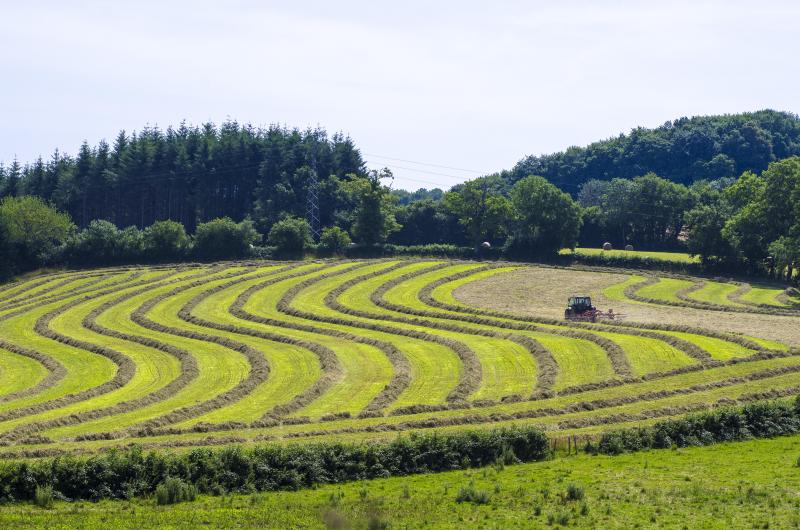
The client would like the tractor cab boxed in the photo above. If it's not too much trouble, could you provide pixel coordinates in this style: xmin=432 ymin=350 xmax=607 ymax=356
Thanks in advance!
xmin=568 ymin=296 xmax=594 ymax=312
xmin=565 ymin=295 xmax=597 ymax=322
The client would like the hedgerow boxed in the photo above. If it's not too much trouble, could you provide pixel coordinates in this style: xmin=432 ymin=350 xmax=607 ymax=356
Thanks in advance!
xmin=594 ymin=397 xmax=800 ymax=455
xmin=0 ymin=426 xmax=549 ymax=503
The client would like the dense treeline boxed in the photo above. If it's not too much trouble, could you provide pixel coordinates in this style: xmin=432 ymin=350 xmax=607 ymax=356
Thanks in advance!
xmin=0 ymin=426 xmax=549 ymax=503
xmin=0 ymin=122 xmax=363 ymax=232
xmin=511 ymin=109 xmax=800 ymax=189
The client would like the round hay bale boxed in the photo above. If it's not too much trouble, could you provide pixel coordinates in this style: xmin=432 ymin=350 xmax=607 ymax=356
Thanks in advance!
xmin=480 ymin=241 xmax=491 ymax=249
xmin=602 ymin=242 xmax=613 ymax=251
xmin=624 ymin=244 xmax=634 ymax=251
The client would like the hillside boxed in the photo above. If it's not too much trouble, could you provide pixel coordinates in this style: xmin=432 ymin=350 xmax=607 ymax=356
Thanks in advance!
xmin=510 ymin=109 xmax=800 ymax=190
xmin=0 ymin=258 xmax=797 ymax=458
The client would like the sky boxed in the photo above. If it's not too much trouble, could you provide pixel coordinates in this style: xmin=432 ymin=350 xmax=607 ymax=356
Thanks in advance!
xmin=0 ymin=0 xmax=798 ymax=191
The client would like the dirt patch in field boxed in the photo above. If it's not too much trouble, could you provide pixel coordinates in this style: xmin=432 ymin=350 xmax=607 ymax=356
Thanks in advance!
xmin=454 ymin=267 xmax=800 ymax=347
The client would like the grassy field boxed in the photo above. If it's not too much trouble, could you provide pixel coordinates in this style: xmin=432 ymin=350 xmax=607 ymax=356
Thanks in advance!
xmin=0 ymin=258 xmax=798 ymax=528
xmin=4 ymin=433 xmax=800 ymax=528
xmin=0 ymin=258 xmax=797 ymax=459
xmin=560 ymin=247 xmax=700 ymax=263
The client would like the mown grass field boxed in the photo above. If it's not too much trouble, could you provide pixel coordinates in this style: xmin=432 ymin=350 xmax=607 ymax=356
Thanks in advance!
xmin=2 ymin=258 xmax=800 ymax=529
xmin=4 ymin=433 xmax=800 ymax=529
xmin=0 ymin=258 xmax=798 ymax=459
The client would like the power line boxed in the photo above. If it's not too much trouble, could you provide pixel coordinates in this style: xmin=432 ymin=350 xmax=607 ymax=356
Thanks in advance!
xmin=363 ymin=161 xmax=473 ymax=182
xmin=362 ymin=153 xmax=490 ymax=175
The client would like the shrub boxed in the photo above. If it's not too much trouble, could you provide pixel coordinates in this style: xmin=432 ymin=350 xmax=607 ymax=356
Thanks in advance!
xmin=194 ymin=217 xmax=260 ymax=260
xmin=565 ymin=483 xmax=585 ymax=501
xmin=63 ymin=220 xmax=143 ymax=265
xmin=267 ymin=216 xmax=312 ymax=256
xmin=455 ymin=482 xmax=491 ymax=504
xmin=0 ymin=195 xmax=75 ymax=271
xmin=143 ymin=220 xmax=189 ymax=261
xmin=154 ymin=477 xmax=197 ymax=505
xmin=318 ymin=226 xmax=352 ymax=255
xmin=34 ymin=485 xmax=54 ymax=509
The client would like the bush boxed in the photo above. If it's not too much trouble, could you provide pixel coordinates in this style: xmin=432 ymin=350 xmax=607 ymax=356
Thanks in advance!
xmin=318 ymin=226 xmax=351 ymax=255
xmin=154 ymin=477 xmax=197 ymax=505
xmin=267 ymin=216 xmax=312 ymax=256
xmin=248 ymin=245 xmax=276 ymax=260
xmin=143 ymin=220 xmax=189 ymax=261
xmin=194 ymin=217 xmax=260 ymax=260
xmin=455 ymin=482 xmax=491 ymax=504
xmin=63 ymin=220 xmax=144 ymax=265
xmin=34 ymin=485 xmax=53 ymax=509
xmin=565 ymin=483 xmax=585 ymax=501
xmin=0 ymin=195 xmax=75 ymax=271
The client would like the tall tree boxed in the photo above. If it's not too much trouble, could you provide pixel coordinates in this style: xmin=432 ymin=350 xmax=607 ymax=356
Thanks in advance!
xmin=338 ymin=169 xmax=400 ymax=246
xmin=507 ymin=175 xmax=582 ymax=257
xmin=442 ymin=175 xmax=511 ymax=248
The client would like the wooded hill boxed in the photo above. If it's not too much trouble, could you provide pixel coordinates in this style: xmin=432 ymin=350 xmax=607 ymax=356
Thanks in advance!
xmin=509 ymin=109 xmax=800 ymax=190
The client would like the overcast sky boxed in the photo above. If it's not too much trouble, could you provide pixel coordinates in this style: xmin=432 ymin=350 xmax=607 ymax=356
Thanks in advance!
xmin=1 ymin=0 xmax=797 ymax=190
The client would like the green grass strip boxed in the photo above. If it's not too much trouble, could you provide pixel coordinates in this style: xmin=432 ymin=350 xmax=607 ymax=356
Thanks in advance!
xmin=602 ymin=275 xmax=649 ymax=303
xmin=657 ymin=331 xmax=753 ymax=361
xmin=686 ymin=281 xmax=747 ymax=307
xmin=636 ymin=278 xmax=695 ymax=303
xmin=561 ymin=247 xmax=699 ymax=263
xmin=0 ymin=347 xmax=49 ymax=399
xmin=739 ymin=285 xmax=790 ymax=307
xmin=743 ymin=335 xmax=789 ymax=352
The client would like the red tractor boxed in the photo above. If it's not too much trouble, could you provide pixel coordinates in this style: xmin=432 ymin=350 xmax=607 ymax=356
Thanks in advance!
xmin=564 ymin=295 xmax=622 ymax=322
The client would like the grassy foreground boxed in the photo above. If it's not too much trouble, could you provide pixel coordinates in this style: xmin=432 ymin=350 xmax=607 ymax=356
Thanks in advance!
xmin=4 ymin=434 xmax=800 ymax=529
